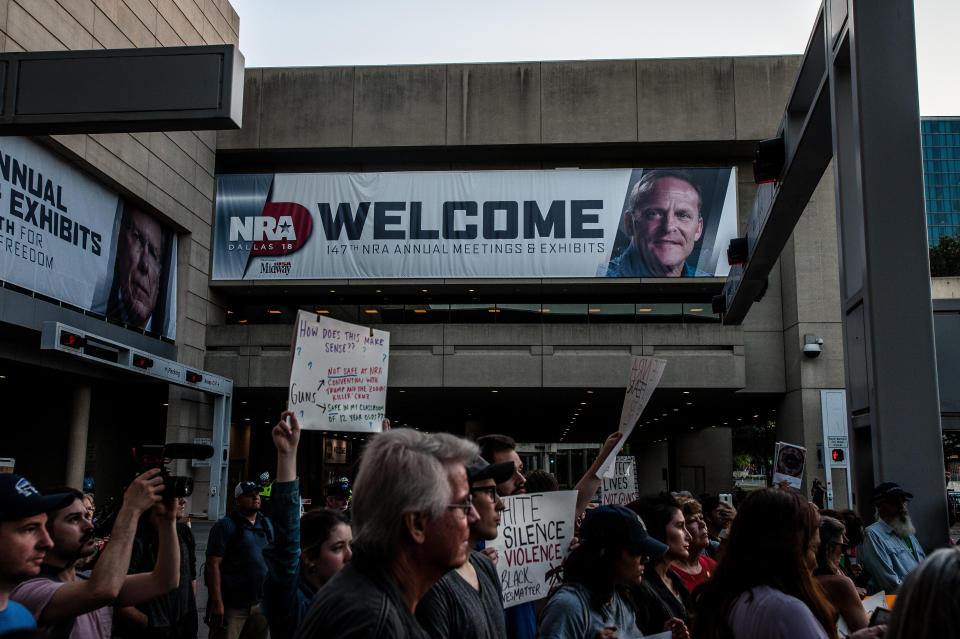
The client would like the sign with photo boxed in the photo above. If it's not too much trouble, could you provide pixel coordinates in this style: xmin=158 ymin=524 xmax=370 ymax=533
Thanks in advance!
xmin=212 ymin=167 xmax=738 ymax=280
xmin=288 ymin=310 xmax=390 ymax=433
xmin=772 ymin=441 xmax=807 ymax=489
xmin=0 ymin=137 xmax=178 ymax=339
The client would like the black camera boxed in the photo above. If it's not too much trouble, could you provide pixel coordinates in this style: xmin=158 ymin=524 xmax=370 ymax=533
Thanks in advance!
xmin=93 ymin=442 xmax=214 ymax=538
xmin=133 ymin=443 xmax=214 ymax=498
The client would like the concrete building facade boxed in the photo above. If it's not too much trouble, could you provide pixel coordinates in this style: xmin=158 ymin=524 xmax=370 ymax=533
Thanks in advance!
xmin=0 ymin=3 xmax=863 ymax=514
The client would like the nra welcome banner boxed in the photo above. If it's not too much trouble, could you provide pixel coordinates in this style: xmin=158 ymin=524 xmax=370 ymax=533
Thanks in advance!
xmin=0 ymin=137 xmax=177 ymax=339
xmin=212 ymin=167 xmax=737 ymax=280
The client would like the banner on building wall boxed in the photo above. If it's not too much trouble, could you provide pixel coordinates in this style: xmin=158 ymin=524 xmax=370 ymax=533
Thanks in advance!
xmin=212 ymin=167 xmax=738 ymax=280
xmin=0 ymin=137 xmax=178 ymax=339
xmin=288 ymin=310 xmax=390 ymax=433
xmin=490 ymin=490 xmax=577 ymax=608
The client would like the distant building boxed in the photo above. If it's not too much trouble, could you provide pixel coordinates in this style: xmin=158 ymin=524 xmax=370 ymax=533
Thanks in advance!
xmin=922 ymin=117 xmax=960 ymax=244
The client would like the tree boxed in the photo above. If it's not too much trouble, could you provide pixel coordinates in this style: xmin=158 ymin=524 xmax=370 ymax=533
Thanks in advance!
xmin=930 ymin=233 xmax=960 ymax=276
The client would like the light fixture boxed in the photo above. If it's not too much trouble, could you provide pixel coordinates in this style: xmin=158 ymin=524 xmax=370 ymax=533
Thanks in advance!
xmin=468 ymin=289 xmax=475 ymax=292
xmin=580 ymin=402 xmax=587 ymax=405
xmin=682 ymin=391 xmax=690 ymax=395
xmin=589 ymin=308 xmax=600 ymax=313
xmin=638 ymin=308 xmax=653 ymax=312
xmin=316 ymin=309 xmax=330 ymax=314
xmin=413 ymin=309 xmax=427 ymax=314
xmin=491 ymin=389 xmax=498 ymax=393
xmin=238 ymin=319 xmax=248 ymax=324
xmin=329 ymin=289 xmax=336 ymax=293
xmin=364 ymin=309 xmax=379 ymax=314
xmin=689 ymin=308 xmax=703 ymax=312
xmin=421 ymin=289 xmax=428 ymax=293
xmin=268 ymin=310 xmax=281 ymax=314
xmin=586 ymin=390 xmax=594 ymax=394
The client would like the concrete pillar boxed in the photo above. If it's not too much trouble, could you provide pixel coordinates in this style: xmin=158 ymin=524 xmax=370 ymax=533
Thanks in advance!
xmin=65 ymin=384 xmax=91 ymax=489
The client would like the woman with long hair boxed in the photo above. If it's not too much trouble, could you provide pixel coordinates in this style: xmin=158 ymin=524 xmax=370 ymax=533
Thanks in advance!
xmin=813 ymin=516 xmax=867 ymax=633
xmin=625 ymin=494 xmax=692 ymax=637
xmin=537 ymin=505 xmax=668 ymax=639
xmin=690 ymin=487 xmax=837 ymax=639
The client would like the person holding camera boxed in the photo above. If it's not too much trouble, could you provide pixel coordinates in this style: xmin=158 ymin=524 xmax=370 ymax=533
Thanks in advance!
xmin=10 ymin=468 xmax=180 ymax=639
xmin=204 ymin=481 xmax=274 ymax=639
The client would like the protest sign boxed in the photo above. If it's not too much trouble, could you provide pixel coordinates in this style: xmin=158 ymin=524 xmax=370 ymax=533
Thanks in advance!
xmin=599 ymin=456 xmax=639 ymax=505
xmin=288 ymin=309 xmax=390 ymax=432
xmin=490 ymin=490 xmax=577 ymax=608
xmin=772 ymin=441 xmax=807 ymax=489
xmin=598 ymin=357 xmax=667 ymax=478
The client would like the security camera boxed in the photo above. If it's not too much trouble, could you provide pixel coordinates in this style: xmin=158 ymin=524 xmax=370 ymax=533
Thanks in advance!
xmin=803 ymin=335 xmax=823 ymax=358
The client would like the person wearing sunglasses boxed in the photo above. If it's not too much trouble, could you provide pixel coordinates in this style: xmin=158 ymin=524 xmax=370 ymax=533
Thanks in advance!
xmin=814 ymin=516 xmax=868 ymax=633
xmin=418 ymin=457 xmax=514 ymax=639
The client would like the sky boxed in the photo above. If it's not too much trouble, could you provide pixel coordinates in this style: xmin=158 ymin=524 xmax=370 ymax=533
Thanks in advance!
xmin=229 ymin=0 xmax=958 ymax=116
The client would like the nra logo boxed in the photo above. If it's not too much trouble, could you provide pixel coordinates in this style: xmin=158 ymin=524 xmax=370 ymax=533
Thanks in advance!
xmin=228 ymin=202 xmax=312 ymax=257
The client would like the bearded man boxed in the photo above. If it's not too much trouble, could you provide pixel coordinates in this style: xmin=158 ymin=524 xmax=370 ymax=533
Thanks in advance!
xmin=859 ymin=482 xmax=925 ymax=593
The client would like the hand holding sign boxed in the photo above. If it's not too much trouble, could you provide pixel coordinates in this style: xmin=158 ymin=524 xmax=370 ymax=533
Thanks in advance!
xmin=598 ymin=356 xmax=667 ymax=478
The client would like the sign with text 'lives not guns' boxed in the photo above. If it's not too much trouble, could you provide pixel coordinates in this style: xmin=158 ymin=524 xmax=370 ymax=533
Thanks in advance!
xmin=288 ymin=310 xmax=390 ymax=432
xmin=490 ymin=490 xmax=576 ymax=608
xmin=599 ymin=456 xmax=639 ymax=505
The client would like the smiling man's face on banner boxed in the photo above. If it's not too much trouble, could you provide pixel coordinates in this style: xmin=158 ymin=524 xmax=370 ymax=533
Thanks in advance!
xmin=625 ymin=175 xmax=703 ymax=277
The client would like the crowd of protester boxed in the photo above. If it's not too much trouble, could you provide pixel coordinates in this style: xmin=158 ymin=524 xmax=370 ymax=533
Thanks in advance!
xmin=1 ymin=413 xmax=958 ymax=639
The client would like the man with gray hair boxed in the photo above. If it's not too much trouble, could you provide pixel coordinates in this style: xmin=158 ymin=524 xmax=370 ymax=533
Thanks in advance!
xmin=293 ymin=428 xmax=478 ymax=639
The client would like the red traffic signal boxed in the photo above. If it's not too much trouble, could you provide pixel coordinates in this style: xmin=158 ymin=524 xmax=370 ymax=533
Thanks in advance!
xmin=59 ymin=330 xmax=84 ymax=349
xmin=185 ymin=371 xmax=203 ymax=384
xmin=831 ymin=449 xmax=845 ymax=462
xmin=132 ymin=354 xmax=154 ymax=369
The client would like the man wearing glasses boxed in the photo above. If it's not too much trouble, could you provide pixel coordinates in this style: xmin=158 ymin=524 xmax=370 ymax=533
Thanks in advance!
xmin=293 ymin=429 xmax=478 ymax=639
xmin=417 ymin=457 xmax=513 ymax=639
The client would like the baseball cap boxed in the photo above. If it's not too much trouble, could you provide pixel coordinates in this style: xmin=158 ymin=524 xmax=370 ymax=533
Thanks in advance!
xmin=873 ymin=482 xmax=913 ymax=502
xmin=0 ymin=474 xmax=75 ymax=520
xmin=467 ymin=457 xmax=515 ymax=485
xmin=235 ymin=481 xmax=259 ymax=498
xmin=580 ymin=505 xmax=669 ymax=559
xmin=325 ymin=481 xmax=350 ymax=499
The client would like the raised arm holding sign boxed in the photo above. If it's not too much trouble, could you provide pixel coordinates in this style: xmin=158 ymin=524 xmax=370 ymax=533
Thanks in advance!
xmin=598 ymin=356 xmax=667 ymax=478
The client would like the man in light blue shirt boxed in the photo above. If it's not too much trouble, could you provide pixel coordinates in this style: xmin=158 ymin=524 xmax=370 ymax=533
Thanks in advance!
xmin=859 ymin=482 xmax=925 ymax=594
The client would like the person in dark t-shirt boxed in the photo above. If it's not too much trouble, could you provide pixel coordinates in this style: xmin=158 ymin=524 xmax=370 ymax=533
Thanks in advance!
xmin=417 ymin=457 xmax=514 ymax=639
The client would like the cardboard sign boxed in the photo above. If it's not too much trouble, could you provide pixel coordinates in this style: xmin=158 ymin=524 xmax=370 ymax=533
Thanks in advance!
xmin=599 ymin=456 xmax=639 ymax=505
xmin=772 ymin=441 xmax=807 ymax=489
xmin=599 ymin=357 xmax=667 ymax=478
xmin=288 ymin=310 xmax=390 ymax=432
xmin=490 ymin=490 xmax=577 ymax=608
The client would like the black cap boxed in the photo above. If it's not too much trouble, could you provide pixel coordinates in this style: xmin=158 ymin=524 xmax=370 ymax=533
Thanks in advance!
xmin=0 ymin=474 xmax=75 ymax=521
xmin=873 ymin=482 xmax=913 ymax=502
xmin=234 ymin=481 xmax=259 ymax=498
xmin=326 ymin=482 xmax=350 ymax=499
xmin=467 ymin=457 xmax=515 ymax=485
xmin=580 ymin=505 xmax=669 ymax=558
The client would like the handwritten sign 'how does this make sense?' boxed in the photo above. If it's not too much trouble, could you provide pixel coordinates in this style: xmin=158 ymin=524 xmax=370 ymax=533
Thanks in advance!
xmin=288 ymin=310 xmax=390 ymax=432
xmin=490 ymin=490 xmax=577 ymax=608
